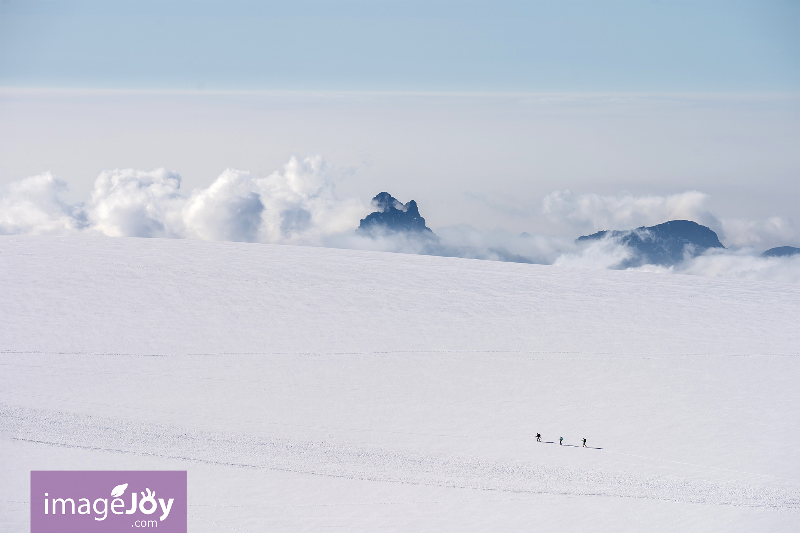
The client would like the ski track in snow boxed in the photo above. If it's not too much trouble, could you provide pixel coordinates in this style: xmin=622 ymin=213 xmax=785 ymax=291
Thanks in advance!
xmin=3 ymin=405 xmax=797 ymax=511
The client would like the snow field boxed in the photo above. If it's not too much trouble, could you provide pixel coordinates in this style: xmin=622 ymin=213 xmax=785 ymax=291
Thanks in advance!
xmin=1 ymin=235 xmax=799 ymax=531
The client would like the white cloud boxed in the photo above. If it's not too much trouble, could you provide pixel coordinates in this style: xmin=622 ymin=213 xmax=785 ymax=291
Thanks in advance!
xmin=252 ymin=155 xmax=366 ymax=245
xmin=179 ymin=156 xmax=367 ymax=244
xmin=182 ymin=168 xmax=264 ymax=242
xmin=545 ymin=236 xmax=800 ymax=283
xmin=542 ymin=190 xmax=719 ymax=234
xmin=719 ymin=216 xmax=798 ymax=250
xmin=540 ymin=189 xmax=800 ymax=253
xmin=552 ymin=235 xmax=634 ymax=270
xmin=0 ymin=172 xmax=87 ymax=235
xmin=0 ymin=156 xmax=368 ymax=246
xmin=433 ymin=224 xmax=569 ymax=264
xmin=87 ymin=168 xmax=185 ymax=238
xmin=633 ymin=249 xmax=800 ymax=284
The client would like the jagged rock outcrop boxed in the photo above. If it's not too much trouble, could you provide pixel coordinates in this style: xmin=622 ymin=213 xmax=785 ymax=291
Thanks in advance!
xmin=762 ymin=246 xmax=800 ymax=258
xmin=577 ymin=220 xmax=725 ymax=268
xmin=357 ymin=192 xmax=435 ymax=236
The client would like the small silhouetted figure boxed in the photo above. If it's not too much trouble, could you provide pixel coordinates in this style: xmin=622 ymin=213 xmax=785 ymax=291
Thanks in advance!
xmin=536 ymin=433 xmax=541 ymax=442
xmin=559 ymin=437 xmax=563 ymax=445
xmin=582 ymin=438 xmax=587 ymax=447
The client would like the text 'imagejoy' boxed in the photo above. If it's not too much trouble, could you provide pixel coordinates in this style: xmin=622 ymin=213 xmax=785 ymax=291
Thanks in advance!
xmin=30 ymin=471 xmax=187 ymax=532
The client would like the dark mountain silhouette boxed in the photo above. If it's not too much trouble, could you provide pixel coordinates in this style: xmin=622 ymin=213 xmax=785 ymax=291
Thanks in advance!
xmin=762 ymin=246 xmax=800 ymax=258
xmin=356 ymin=193 xmax=537 ymax=262
xmin=358 ymin=192 xmax=435 ymax=236
xmin=577 ymin=220 xmax=725 ymax=268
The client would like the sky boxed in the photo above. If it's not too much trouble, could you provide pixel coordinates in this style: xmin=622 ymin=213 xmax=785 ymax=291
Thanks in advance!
xmin=2 ymin=0 xmax=798 ymax=92
xmin=0 ymin=0 xmax=798 ymax=260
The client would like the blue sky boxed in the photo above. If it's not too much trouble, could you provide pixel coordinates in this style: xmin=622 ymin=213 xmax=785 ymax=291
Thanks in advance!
xmin=1 ymin=0 xmax=798 ymax=91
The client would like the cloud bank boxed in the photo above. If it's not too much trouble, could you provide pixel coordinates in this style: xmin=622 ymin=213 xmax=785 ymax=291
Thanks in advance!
xmin=1 ymin=161 xmax=797 ymax=283
xmin=634 ymin=249 xmax=800 ymax=284
xmin=1 ymin=157 xmax=366 ymax=246
xmin=542 ymin=189 xmax=721 ymax=234
xmin=0 ymin=172 xmax=88 ymax=235
xmin=542 ymin=189 xmax=798 ymax=253
xmin=555 ymin=233 xmax=800 ymax=284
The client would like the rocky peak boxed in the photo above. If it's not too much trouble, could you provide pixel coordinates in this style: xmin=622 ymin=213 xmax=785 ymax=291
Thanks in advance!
xmin=358 ymin=192 xmax=434 ymax=236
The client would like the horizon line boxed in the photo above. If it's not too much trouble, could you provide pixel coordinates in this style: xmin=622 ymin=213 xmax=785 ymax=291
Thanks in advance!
xmin=2 ymin=86 xmax=799 ymax=100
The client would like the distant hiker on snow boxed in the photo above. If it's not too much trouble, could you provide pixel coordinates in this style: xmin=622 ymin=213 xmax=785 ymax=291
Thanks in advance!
xmin=536 ymin=433 xmax=541 ymax=442
xmin=559 ymin=437 xmax=563 ymax=445
xmin=582 ymin=438 xmax=587 ymax=447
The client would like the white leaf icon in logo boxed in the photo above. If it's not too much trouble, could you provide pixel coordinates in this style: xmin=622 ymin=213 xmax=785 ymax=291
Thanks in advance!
xmin=110 ymin=483 xmax=128 ymax=498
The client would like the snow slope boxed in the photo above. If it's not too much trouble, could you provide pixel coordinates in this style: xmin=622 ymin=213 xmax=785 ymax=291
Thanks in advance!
xmin=1 ymin=235 xmax=799 ymax=531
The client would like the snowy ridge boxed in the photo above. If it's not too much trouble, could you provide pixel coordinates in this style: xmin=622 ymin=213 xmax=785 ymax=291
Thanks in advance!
xmin=3 ymin=405 xmax=797 ymax=510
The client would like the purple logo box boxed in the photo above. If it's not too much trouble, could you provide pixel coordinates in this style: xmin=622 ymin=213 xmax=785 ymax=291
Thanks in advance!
xmin=31 ymin=471 xmax=187 ymax=533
